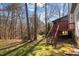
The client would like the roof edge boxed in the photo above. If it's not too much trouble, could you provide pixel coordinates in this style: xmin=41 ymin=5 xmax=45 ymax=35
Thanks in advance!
xmin=70 ymin=3 xmax=77 ymax=13
xmin=52 ymin=15 xmax=68 ymax=22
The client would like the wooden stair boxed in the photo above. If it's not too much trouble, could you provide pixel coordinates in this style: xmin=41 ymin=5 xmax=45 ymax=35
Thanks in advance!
xmin=47 ymin=24 xmax=59 ymax=44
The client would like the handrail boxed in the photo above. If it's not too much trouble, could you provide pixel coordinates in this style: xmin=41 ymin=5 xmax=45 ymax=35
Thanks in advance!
xmin=47 ymin=24 xmax=59 ymax=38
xmin=47 ymin=24 xmax=54 ymax=37
xmin=54 ymin=25 xmax=59 ymax=38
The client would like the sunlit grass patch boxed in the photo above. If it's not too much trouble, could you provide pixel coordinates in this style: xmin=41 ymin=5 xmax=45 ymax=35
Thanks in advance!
xmin=59 ymin=46 xmax=75 ymax=54
xmin=27 ymin=42 xmax=58 ymax=56
xmin=27 ymin=42 xmax=76 ymax=56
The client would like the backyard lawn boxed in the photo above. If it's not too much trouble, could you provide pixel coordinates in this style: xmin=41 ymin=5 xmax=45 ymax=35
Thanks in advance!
xmin=0 ymin=35 xmax=78 ymax=56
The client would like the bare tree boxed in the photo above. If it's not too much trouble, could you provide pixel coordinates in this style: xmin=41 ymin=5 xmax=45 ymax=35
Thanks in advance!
xmin=45 ymin=3 xmax=48 ymax=37
xmin=34 ymin=3 xmax=37 ymax=40
xmin=62 ymin=4 xmax=66 ymax=16
xmin=56 ymin=4 xmax=61 ymax=18
xmin=25 ymin=3 xmax=31 ymax=41
xmin=6 ymin=4 xmax=18 ymax=39
xmin=18 ymin=12 xmax=23 ymax=39
xmin=4 ymin=6 xmax=10 ymax=39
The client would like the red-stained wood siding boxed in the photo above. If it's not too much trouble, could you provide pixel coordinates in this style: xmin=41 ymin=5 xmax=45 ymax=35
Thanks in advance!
xmin=48 ymin=20 xmax=68 ymax=36
xmin=55 ymin=20 xmax=68 ymax=31
xmin=48 ymin=15 xmax=74 ymax=37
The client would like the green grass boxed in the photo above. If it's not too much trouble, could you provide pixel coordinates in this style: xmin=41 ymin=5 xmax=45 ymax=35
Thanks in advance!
xmin=7 ymin=41 xmax=34 ymax=56
xmin=26 ymin=42 xmax=75 ymax=56
xmin=0 ymin=41 xmax=27 ymax=55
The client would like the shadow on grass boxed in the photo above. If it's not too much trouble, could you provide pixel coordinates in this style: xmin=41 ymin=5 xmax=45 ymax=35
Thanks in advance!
xmin=21 ymin=39 xmax=43 ymax=56
xmin=0 ymin=41 xmax=25 ymax=50
xmin=65 ymin=54 xmax=79 ymax=56
xmin=1 ymin=40 xmax=33 ymax=56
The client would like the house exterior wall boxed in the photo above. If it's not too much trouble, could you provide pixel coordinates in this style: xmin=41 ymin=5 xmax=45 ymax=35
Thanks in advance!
xmin=68 ymin=4 xmax=74 ymax=30
xmin=53 ymin=15 xmax=69 ymax=31
xmin=69 ymin=13 xmax=75 ymax=30
xmin=70 ymin=4 xmax=79 ymax=47
xmin=55 ymin=20 xmax=68 ymax=31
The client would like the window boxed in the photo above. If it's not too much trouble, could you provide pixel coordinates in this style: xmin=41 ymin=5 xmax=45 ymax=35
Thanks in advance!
xmin=62 ymin=31 xmax=68 ymax=35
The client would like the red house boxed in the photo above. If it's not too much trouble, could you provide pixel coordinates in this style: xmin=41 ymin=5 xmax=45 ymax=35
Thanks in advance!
xmin=47 ymin=15 xmax=75 ymax=44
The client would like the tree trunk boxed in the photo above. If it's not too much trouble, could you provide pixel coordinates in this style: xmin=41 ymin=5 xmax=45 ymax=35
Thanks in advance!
xmin=5 ymin=10 xmax=10 ymax=39
xmin=34 ymin=3 xmax=37 ymax=40
xmin=45 ymin=3 xmax=48 ymax=37
xmin=25 ymin=3 xmax=31 ymax=41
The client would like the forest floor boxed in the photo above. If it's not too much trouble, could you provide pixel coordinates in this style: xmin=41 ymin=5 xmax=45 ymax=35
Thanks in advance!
xmin=0 ymin=39 xmax=22 ymax=49
xmin=0 ymin=35 xmax=79 ymax=56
